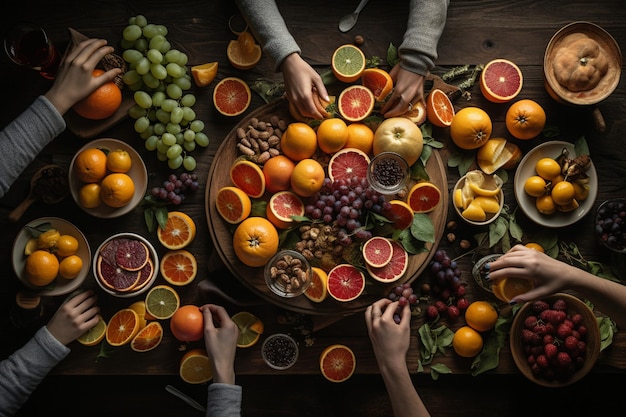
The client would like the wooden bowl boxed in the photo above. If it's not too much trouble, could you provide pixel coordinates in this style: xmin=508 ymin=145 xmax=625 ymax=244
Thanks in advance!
xmin=510 ymin=293 xmax=601 ymax=387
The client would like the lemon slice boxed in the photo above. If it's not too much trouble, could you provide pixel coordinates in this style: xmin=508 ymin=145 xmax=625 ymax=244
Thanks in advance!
xmin=466 ymin=170 xmax=503 ymax=197
xmin=472 ymin=196 xmax=501 ymax=213
xmin=462 ymin=201 xmax=487 ymax=222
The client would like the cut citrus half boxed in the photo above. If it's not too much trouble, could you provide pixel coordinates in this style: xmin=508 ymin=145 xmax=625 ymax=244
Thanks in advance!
xmin=180 ymin=348 xmax=213 ymax=384
xmin=157 ymin=211 xmax=197 ymax=250
xmin=327 ymin=264 xmax=365 ymax=302
xmin=160 ymin=250 xmax=198 ymax=286
xmin=362 ymin=236 xmax=393 ymax=268
xmin=305 ymin=267 xmax=329 ymax=303
xmin=426 ymin=88 xmax=455 ymax=127
xmin=327 ymin=147 xmax=370 ymax=183
xmin=77 ymin=316 xmax=107 ymax=347
xmin=191 ymin=62 xmax=218 ymax=87
xmin=480 ymin=58 xmax=523 ymax=103
xmin=361 ymin=67 xmax=393 ymax=101
xmin=226 ymin=39 xmax=261 ymax=70
xmin=129 ymin=300 xmax=149 ymax=328
xmin=213 ymin=77 xmax=251 ymax=116
xmin=216 ymin=186 xmax=252 ymax=224
xmin=383 ymin=200 xmax=414 ymax=230
xmin=131 ymin=321 xmax=163 ymax=352
xmin=229 ymin=159 xmax=266 ymax=198
xmin=144 ymin=284 xmax=180 ymax=320
xmin=105 ymin=308 xmax=141 ymax=347
xmin=492 ymin=277 xmax=534 ymax=303
xmin=407 ymin=182 xmax=441 ymax=213
xmin=337 ymin=85 xmax=375 ymax=122
xmin=266 ymin=190 xmax=305 ymax=229
xmin=319 ymin=344 xmax=356 ymax=383
xmin=232 ymin=311 xmax=264 ymax=348
xmin=331 ymin=44 xmax=366 ymax=83
xmin=366 ymin=239 xmax=409 ymax=283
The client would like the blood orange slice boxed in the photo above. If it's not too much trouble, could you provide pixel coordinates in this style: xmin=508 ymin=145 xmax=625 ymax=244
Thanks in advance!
xmin=383 ymin=200 xmax=414 ymax=230
xmin=115 ymin=239 xmax=149 ymax=271
xmin=229 ymin=159 xmax=266 ymax=198
xmin=105 ymin=308 xmax=141 ymax=347
xmin=479 ymin=59 xmax=523 ymax=103
xmin=361 ymin=68 xmax=393 ymax=101
xmin=327 ymin=147 xmax=370 ymax=183
xmin=160 ymin=250 xmax=198 ymax=286
xmin=213 ymin=77 xmax=251 ymax=116
xmin=331 ymin=44 xmax=366 ymax=83
xmin=96 ymin=256 xmax=141 ymax=292
xmin=133 ymin=258 xmax=154 ymax=292
xmin=131 ymin=321 xmax=163 ymax=352
xmin=337 ymin=85 xmax=375 ymax=122
xmin=327 ymin=264 xmax=365 ymax=302
xmin=319 ymin=344 xmax=356 ymax=383
xmin=216 ymin=186 xmax=252 ymax=224
xmin=426 ymin=88 xmax=455 ymax=127
xmin=362 ymin=236 xmax=393 ymax=268
xmin=366 ymin=239 xmax=408 ymax=283
xmin=407 ymin=182 xmax=441 ymax=213
xmin=305 ymin=267 xmax=328 ymax=303
xmin=266 ymin=190 xmax=305 ymax=229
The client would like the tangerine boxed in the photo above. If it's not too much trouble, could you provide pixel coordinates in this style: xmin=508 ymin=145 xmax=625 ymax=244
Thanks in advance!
xmin=344 ymin=123 xmax=374 ymax=154
xmin=281 ymin=122 xmax=317 ymax=161
xmin=59 ymin=255 xmax=83 ymax=279
xmin=106 ymin=149 xmax=132 ymax=173
xmin=465 ymin=300 xmax=498 ymax=332
xmin=452 ymin=326 xmax=483 ymax=358
xmin=317 ymin=118 xmax=349 ymax=154
xmin=72 ymin=69 xmax=122 ymax=120
xmin=170 ymin=304 xmax=204 ymax=342
xmin=262 ymin=155 xmax=295 ymax=194
xmin=523 ymin=175 xmax=548 ymax=197
xmin=505 ymin=99 xmax=546 ymax=140
xmin=535 ymin=158 xmax=562 ymax=181
xmin=74 ymin=148 xmax=108 ymax=183
xmin=290 ymin=159 xmax=325 ymax=197
xmin=232 ymin=217 xmax=279 ymax=267
xmin=99 ymin=173 xmax=135 ymax=208
xmin=25 ymin=250 xmax=59 ymax=286
xmin=449 ymin=107 xmax=492 ymax=150
xmin=524 ymin=242 xmax=545 ymax=252
xmin=551 ymin=180 xmax=575 ymax=206
xmin=78 ymin=183 xmax=102 ymax=209
xmin=56 ymin=235 xmax=79 ymax=257
xmin=536 ymin=194 xmax=556 ymax=215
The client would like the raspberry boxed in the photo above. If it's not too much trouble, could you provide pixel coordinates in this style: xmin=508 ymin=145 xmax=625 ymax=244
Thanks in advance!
xmin=544 ymin=343 xmax=558 ymax=359
xmin=571 ymin=313 xmax=583 ymax=326
xmin=522 ymin=329 xmax=537 ymax=344
xmin=524 ymin=315 xmax=538 ymax=329
xmin=527 ymin=354 xmax=536 ymax=365
xmin=533 ymin=324 xmax=548 ymax=337
xmin=536 ymin=354 xmax=549 ymax=368
xmin=543 ymin=334 xmax=555 ymax=345
xmin=564 ymin=335 xmax=579 ymax=351
xmin=426 ymin=305 xmax=439 ymax=320
xmin=577 ymin=325 xmax=587 ymax=337
xmin=532 ymin=300 xmax=549 ymax=313
xmin=552 ymin=299 xmax=567 ymax=311
xmin=577 ymin=340 xmax=587 ymax=352
xmin=557 ymin=323 xmax=573 ymax=339
xmin=456 ymin=297 xmax=469 ymax=310
xmin=557 ymin=351 xmax=572 ymax=368
xmin=555 ymin=310 xmax=567 ymax=323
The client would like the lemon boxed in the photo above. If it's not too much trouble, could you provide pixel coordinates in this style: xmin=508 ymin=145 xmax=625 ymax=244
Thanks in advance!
xmin=462 ymin=202 xmax=487 ymax=222
xmin=472 ymin=196 xmax=501 ymax=213
xmin=466 ymin=170 xmax=503 ymax=197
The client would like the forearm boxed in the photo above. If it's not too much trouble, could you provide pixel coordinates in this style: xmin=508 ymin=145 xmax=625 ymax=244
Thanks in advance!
xmin=379 ymin=361 xmax=430 ymax=417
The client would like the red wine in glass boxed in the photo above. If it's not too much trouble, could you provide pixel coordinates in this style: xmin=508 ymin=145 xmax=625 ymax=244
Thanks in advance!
xmin=4 ymin=24 xmax=60 ymax=79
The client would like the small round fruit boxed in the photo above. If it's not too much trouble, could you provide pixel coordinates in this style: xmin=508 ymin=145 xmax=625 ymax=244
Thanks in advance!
xmin=524 ymin=242 xmax=545 ymax=252
xmin=78 ymin=183 xmax=102 ymax=209
xmin=449 ymin=107 xmax=492 ymax=150
xmin=25 ymin=250 xmax=59 ymax=286
xmin=465 ymin=301 xmax=498 ymax=332
xmin=505 ymin=99 xmax=546 ymax=140
xmin=524 ymin=175 xmax=548 ymax=197
xmin=535 ymin=158 xmax=562 ymax=181
xmin=99 ymin=173 xmax=135 ymax=208
xmin=373 ymin=117 xmax=423 ymax=166
xmin=452 ymin=326 xmax=483 ymax=358
xmin=536 ymin=194 xmax=556 ymax=215
xmin=74 ymin=148 xmax=108 ymax=183
xmin=56 ymin=235 xmax=79 ymax=257
xmin=551 ymin=181 xmax=576 ymax=206
xmin=170 ymin=305 xmax=204 ymax=342
xmin=290 ymin=159 xmax=325 ymax=198
xmin=316 ymin=118 xmax=349 ymax=154
xmin=106 ymin=149 xmax=132 ymax=173
xmin=59 ymin=255 xmax=83 ymax=279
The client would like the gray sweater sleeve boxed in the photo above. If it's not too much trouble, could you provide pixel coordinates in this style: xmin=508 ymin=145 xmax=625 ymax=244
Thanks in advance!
xmin=0 ymin=95 xmax=66 ymax=198
xmin=206 ymin=383 xmax=242 ymax=417
xmin=0 ymin=326 xmax=70 ymax=417
xmin=398 ymin=0 xmax=450 ymax=76
xmin=234 ymin=0 xmax=301 ymax=72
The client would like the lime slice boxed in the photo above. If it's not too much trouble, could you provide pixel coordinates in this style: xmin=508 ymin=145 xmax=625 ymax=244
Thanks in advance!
xmin=332 ymin=44 xmax=365 ymax=83
xmin=145 ymin=285 xmax=180 ymax=320
xmin=232 ymin=311 xmax=264 ymax=348
xmin=77 ymin=316 xmax=107 ymax=346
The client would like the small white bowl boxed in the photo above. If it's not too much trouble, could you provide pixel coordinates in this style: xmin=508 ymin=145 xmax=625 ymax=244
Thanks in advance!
xmin=452 ymin=172 xmax=504 ymax=226
xmin=69 ymin=138 xmax=147 ymax=218
xmin=92 ymin=232 xmax=159 ymax=298
xmin=514 ymin=141 xmax=598 ymax=228
xmin=12 ymin=217 xmax=91 ymax=296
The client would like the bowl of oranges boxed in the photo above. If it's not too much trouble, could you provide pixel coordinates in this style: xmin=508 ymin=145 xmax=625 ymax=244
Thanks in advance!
xmin=69 ymin=138 xmax=147 ymax=218
xmin=514 ymin=141 xmax=597 ymax=228
xmin=12 ymin=217 xmax=91 ymax=296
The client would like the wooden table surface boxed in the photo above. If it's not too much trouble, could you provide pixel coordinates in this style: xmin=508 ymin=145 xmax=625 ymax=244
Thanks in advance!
xmin=1 ymin=0 xmax=625 ymax=416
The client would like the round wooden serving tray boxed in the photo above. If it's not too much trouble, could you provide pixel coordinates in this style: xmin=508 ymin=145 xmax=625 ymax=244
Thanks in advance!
xmin=205 ymin=99 xmax=448 ymax=315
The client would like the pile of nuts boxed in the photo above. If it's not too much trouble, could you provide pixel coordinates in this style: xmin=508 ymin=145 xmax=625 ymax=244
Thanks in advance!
xmin=236 ymin=116 xmax=287 ymax=163
xmin=267 ymin=251 xmax=310 ymax=294
xmin=294 ymin=224 xmax=343 ymax=270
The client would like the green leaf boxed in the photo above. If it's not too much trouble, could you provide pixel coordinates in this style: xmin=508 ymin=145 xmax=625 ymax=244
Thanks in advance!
xmin=598 ymin=316 xmax=616 ymax=351
xmin=508 ymin=214 xmax=524 ymax=242
xmin=574 ymin=136 xmax=590 ymax=156
xmin=470 ymin=330 xmax=506 ymax=376
xmin=25 ymin=222 xmax=53 ymax=237
xmin=430 ymin=362 xmax=452 ymax=380
xmin=542 ymin=125 xmax=560 ymax=138
xmin=410 ymin=159 xmax=430 ymax=182
xmin=447 ymin=150 xmax=463 ymax=168
xmin=488 ymin=216 xmax=508 ymax=247
xmin=386 ymin=43 xmax=399 ymax=67
xmin=410 ymin=213 xmax=435 ymax=243
xmin=144 ymin=207 xmax=156 ymax=233
xmin=155 ymin=206 xmax=169 ymax=230
xmin=251 ymin=199 xmax=267 ymax=217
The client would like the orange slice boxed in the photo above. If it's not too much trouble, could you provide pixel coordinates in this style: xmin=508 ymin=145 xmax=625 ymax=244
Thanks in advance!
xmin=180 ymin=348 xmax=213 ymax=384
xmin=191 ymin=62 xmax=218 ymax=87
xmin=384 ymin=200 xmax=415 ymax=230
xmin=492 ymin=277 xmax=534 ymax=303
xmin=229 ymin=159 xmax=266 ymax=198
xmin=216 ymin=186 xmax=252 ymax=224
xmin=305 ymin=267 xmax=329 ymax=303
xmin=426 ymin=88 xmax=455 ymax=127
xmin=319 ymin=344 xmax=356 ymax=383
xmin=131 ymin=321 xmax=163 ymax=352
xmin=361 ymin=67 xmax=393 ymax=101
xmin=227 ymin=39 xmax=261 ymax=70
xmin=407 ymin=182 xmax=441 ymax=213
xmin=160 ymin=250 xmax=198 ymax=286
xmin=157 ymin=211 xmax=197 ymax=250
xmin=105 ymin=308 xmax=141 ymax=347
xmin=232 ymin=311 xmax=264 ymax=348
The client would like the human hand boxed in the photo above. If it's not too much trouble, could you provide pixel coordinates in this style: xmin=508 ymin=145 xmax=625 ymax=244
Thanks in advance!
xmin=46 ymin=290 xmax=100 ymax=346
xmin=280 ymin=53 xmax=329 ymax=120
xmin=365 ymin=298 xmax=410 ymax=372
xmin=201 ymin=304 xmax=239 ymax=385
xmin=44 ymin=38 xmax=122 ymax=115
xmin=381 ymin=65 xmax=425 ymax=117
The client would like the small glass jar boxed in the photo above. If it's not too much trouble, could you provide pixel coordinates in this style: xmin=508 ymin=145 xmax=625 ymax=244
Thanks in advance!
xmin=261 ymin=333 xmax=299 ymax=370
xmin=472 ymin=254 xmax=503 ymax=293
xmin=366 ymin=152 xmax=410 ymax=195
xmin=264 ymin=250 xmax=312 ymax=298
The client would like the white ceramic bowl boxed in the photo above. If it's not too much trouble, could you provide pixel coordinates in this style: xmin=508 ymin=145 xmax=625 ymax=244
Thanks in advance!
xmin=452 ymin=173 xmax=504 ymax=226
xmin=69 ymin=138 xmax=148 ymax=218
xmin=12 ymin=217 xmax=91 ymax=296
xmin=92 ymin=232 xmax=159 ymax=298
xmin=514 ymin=141 xmax=598 ymax=228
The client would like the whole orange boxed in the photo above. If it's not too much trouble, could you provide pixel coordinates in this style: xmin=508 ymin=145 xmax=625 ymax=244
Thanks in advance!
xmin=449 ymin=107 xmax=492 ymax=150
xmin=232 ymin=217 xmax=279 ymax=267
xmin=170 ymin=305 xmax=204 ymax=342
xmin=25 ymin=250 xmax=59 ymax=286
xmin=74 ymin=148 xmax=108 ymax=183
xmin=465 ymin=300 xmax=498 ymax=332
xmin=106 ymin=149 xmax=132 ymax=173
xmin=262 ymin=155 xmax=295 ymax=194
xmin=72 ymin=69 xmax=122 ymax=120
xmin=505 ymin=99 xmax=546 ymax=140
xmin=59 ymin=255 xmax=83 ymax=279
xmin=344 ymin=123 xmax=374 ymax=154
xmin=56 ymin=235 xmax=79 ymax=257
xmin=317 ymin=118 xmax=349 ymax=154
xmin=280 ymin=122 xmax=317 ymax=161
xmin=452 ymin=326 xmax=484 ymax=358
xmin=78 ymin=183 xmax=102 ymax=208
xmin=290 ymin=159 xmax=325 ymax=197
xmin=99 ymin=173 xmax=135 ymax=208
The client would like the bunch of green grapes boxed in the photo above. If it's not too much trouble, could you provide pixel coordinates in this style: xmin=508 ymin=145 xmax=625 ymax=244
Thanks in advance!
xmin=120 ymin=14 xmax=209 ymax=171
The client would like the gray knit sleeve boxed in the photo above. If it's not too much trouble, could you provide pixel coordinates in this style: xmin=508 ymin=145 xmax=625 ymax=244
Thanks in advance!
xmin=234 ymin=0 xmax=301 ymax=72
xmin=206 ymin=383 xmax=242 ymax=417
xmin=0 ymin=95 xmax=66 ymax=198
xmin=398 ymin=0 xmax=450 ymax=76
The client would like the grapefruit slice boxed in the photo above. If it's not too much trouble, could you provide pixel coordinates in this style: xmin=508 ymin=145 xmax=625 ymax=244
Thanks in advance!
xmin=160 ymin=249 xmax=198 ymax=286
xmin=229 ymin=159 xmax=266 ymax=198
xmin=320 ymin=344 xmax=356 ymax=383
xmin=216 ymin=186 xmax=252 ymax=224
xmin=426 ymin=88 xmax=455 ymax=127
xmin=479 ymin=59 xmax=523 ymax=103
xmin=383 ymin=200 xmax=414 ymax=230
xmin=362 ymin=236 xmax=393 ymax=268
xmin=180 ymin=348 xmax=213 ymax=384
xmin=331 ymin=44 xmax=366 ymax=83
xmin=366 ymin=239 xmax=408 ymax=283
xmin=327 ymin=147 xmax=370 ymax=183
xmin=305 ymin=267 xmax=329 ymax=303
xmin=407 ymin=182 xmax=441 ymax=213
xmin=327 ymin=264 xmax=365 ymax=302
xmin=337 ymin=85 xmax=375 ymax=122
xmin=213 ymin=77 xmax=251 ymax=116
xmin=266 ymin=190 xmax=305 ymax=229
xmin=131 ymin=321 xmax=163 ymax=352
xmin=361 ymin=68 xmax=393 ymax=101
xmin=105 ymin=308 xmax=141 ymax=347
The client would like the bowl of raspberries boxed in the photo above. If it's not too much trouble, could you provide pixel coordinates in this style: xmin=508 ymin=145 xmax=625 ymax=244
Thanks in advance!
xmin=509 ymin=293 xmax=601 ymax=387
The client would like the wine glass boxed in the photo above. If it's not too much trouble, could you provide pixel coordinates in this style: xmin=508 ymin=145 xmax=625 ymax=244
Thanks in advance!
xmin=4 ymin=23 xmax=60 ymax=79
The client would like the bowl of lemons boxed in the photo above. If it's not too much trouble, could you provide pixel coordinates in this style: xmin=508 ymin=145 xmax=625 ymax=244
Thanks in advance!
xmin=452 ymin=170 xmax=504 ymax=226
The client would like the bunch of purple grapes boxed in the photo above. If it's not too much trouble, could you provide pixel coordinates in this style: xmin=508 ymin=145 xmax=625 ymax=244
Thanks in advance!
xmin=304 ymin=177 xmax=390 ymax=246
xmin=150 ymin=172 xmax=199 ymax=205
xmin=425 ymin=249 xmax=469 ymax=321
xmin=387 ymin=282 xmax=419 ymax=324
